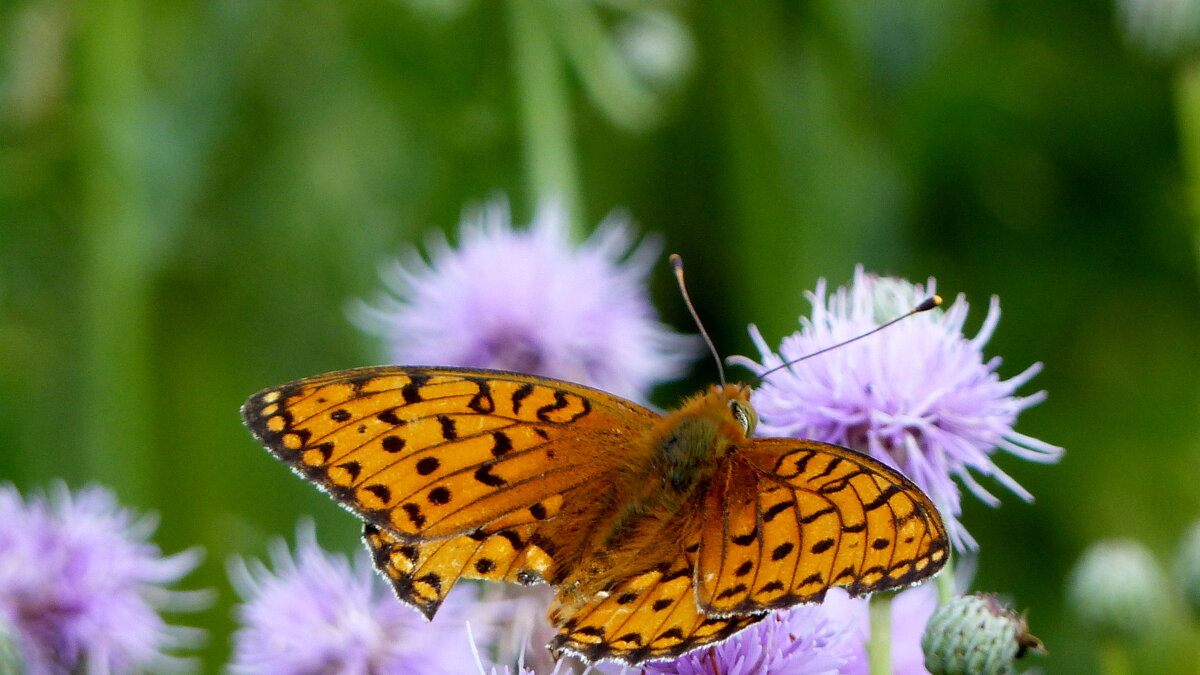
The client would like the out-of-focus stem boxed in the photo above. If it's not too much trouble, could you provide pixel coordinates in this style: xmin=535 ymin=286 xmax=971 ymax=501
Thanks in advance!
xmin=937 ymin=555 xmax=956 ymax=605
xmin=77 ymin=0 xmax=155 ymax=503
xmin=507 ymin=0 xmax=583 ymax=235
xmin=868 ymin=592 xmax=892 ymax=675
xmin=1098 ymin=637 xmax=1132 ymax=675
xmin=1176 ymin=58 xmax=1200 ymax=285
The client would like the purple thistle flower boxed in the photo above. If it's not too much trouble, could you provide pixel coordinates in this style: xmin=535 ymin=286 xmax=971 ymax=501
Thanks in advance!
xmin=642 ymin=589 xmax=862 ymax=675
xmin=353 ymin=198 xmax=697 ymax=402
xmin=229 ymin=521 xmax=485 ymax=675
xmin=0 ymin=483 xmax=205 ymax=674
xmin=730 ymin=267 xmax=1063 ymax=550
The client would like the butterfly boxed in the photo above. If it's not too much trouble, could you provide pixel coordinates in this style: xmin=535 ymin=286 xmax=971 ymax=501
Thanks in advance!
xmin=242 ymin=365 xmax=948 ymax=664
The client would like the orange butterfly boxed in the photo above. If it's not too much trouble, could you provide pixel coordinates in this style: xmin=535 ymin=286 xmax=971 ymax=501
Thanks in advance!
xmin=242 ymin=365 xmax=948 ymax=664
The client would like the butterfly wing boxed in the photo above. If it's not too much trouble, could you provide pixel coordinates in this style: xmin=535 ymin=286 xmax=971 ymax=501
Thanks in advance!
xmin=696 ymin=439 xmax=949 ymax=615
xmin=242 ymin=366 xmax=659 ymax=542
xmin=363 ymin=521 xmax=551 ymax=619
xmin=548 ymin=543 xmax=765 ymax=665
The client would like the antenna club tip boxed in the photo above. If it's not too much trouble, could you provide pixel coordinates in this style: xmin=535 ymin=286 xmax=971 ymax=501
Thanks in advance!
xmin=669 ymin=253 xmax=683 ymax=270
xmin=916 ymin=295 xmax=943 ymax=312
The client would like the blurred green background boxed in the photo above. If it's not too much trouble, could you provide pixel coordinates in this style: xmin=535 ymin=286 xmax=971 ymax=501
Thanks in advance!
xmin=2 ymin=0 xmax=1198 ymax=672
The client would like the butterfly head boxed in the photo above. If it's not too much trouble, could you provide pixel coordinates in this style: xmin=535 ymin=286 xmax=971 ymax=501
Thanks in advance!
xmin=697 ymin=383 xmax=757 ymax=441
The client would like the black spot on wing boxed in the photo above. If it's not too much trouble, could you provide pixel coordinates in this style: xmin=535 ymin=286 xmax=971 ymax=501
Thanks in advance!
xmin=337 ymin=461 xmax=362 ymax=481
xmin=732 ymin=530 xmax=758 ymax=546
xmin=863 ymin=484 xmax=902 ymax=511
xmin=536 ymin=390 xmax=591 ymax=423
xmin=490 ymin=432 xmax=513 ymax=457
xmin=474 ymin=463 xmax=506 ymax=487
xmin=378 ymin=409 xmax=404 ymax=425
xmin=466 ymin=378 xmax=495 ymax=413
xmin=364 ymin=484 xmax=391 ymax=503
xmin=437 ymin=415 xmax=457 ymax=440
xmin=427 ymin=486 xmax=451 ymax=505
xmin=416 ymin=456 xmax=440 ymax=475
xmin=770 ymin=542 xmax=794 ymax=561
xmin=402 ymin=503 xmax=426 ymax=528
xmin=763 ymin=500 xmax=796 ymax=523
xmin=511 ymin=383 xmax=534 ymax=415
xmin=402 ymin=375 xmax=429 ymax=405
xmin=800 ymin=507 xmax=835 ymax=524
xmin=811 ymin=538 xmax=835 ymax=554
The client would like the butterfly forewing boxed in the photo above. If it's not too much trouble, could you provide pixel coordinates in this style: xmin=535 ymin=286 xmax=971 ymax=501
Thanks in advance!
xmin=696 ymin=439 xmax=949 ymax=615
xmin=241 ymin=366 xmax=659 ymax=541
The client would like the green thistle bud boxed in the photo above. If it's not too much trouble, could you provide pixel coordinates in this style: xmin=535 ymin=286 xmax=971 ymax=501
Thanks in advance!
xmin=616 ymin=10 xmax=695 ymax=88
xmin=1176 ymin=520 xmax=1200 ymax=619
xmin=1115 ymin=0 xmax=1200 ymax=59
xmin=922 ymin=593 xmax=1043 ymax=675
xmin=1067 ymin=538 xmax=1171 ymax=640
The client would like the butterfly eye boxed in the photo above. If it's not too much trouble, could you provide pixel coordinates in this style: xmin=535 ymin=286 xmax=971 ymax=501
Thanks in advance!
xmin=728 ymin=400 xmax=756 ymax=436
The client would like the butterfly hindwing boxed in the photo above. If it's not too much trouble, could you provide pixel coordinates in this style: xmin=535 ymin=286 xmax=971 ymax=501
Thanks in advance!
xmin=363 ymin=521 xmax=553 ymax=619
xmin=242 ymin=366 xmax=659 ymax=541
xmin=548 ymin=546 xmax=765 ymax=665
xmin=696 ymin=439 xmax=949 ymax=615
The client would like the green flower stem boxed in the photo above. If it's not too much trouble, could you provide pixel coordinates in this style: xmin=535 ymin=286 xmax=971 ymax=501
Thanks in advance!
xmin=868 ymin=592 xmax=892 ymax=675
xmin=1177 ymin=57 xmax=1200 ymax=285
xmin=554 ymin=0 xmax=657 ymax=132
xmin=1098 ymin=637 xmax=1132 ymax=675
xmin=77 ymin=0 xmax=155 ymax=503
xmin=937 ymin=555 xmax=956 ymax=605
xmin=507 ymin=0 xmax=583 ymax=236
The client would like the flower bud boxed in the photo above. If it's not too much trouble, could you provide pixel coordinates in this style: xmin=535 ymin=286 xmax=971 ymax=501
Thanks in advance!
xmin=616 ymin=10 xmax=695 ymax=88
xmin=1067 ymin=538 xmax=1171 ymax=640
xmin=922 ymin=593 xmax=1043 ymax=675
xmin=1115 ymin=0 xmax=1200 ymax=59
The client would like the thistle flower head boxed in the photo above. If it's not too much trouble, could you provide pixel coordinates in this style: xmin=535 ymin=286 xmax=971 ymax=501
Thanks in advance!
xmin=229 ymin=521 xmax=483 ymax=675
xmin=642 ymin=590 xmax=862 ymax=675
xmin=354 ymin=198 xmax=696 ymax=402
xmin=730 ymin=267 xmax=1063 ymax=550
xmin=1067 ymin=538 xmax=1172 ymax=641
xmin=921 ymin=593 xmax=1043 ymax=675
xmin=0 ymin=483 xmax=204 ymax=674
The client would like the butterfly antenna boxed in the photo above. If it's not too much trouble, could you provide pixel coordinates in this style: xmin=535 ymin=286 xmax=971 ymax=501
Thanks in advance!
xmin=751 ymin=294 xmax=943 ymax=384
xmin=670 ymin=254 xmax=726 ymax=387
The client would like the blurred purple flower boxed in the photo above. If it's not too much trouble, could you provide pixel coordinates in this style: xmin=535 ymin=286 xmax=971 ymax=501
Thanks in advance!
xmin=353 ymin=198 xmax=696 ymax=402
xmin=731 ymin=268 xmax=1063 ymax=549
xmin=229 ymin=521 xmax=484 ymax=675
xmin=0 ymin=483 xmax=204 ymax=674
xmin=643 ymin=590 xmax=862 ymax=675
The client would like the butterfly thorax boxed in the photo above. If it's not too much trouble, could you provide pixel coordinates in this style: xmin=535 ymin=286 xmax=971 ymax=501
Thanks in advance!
xmin=652 ymin=384 xmax=754 ymax=492
xmin=554 ymin=385 xmax=757 ymax=602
